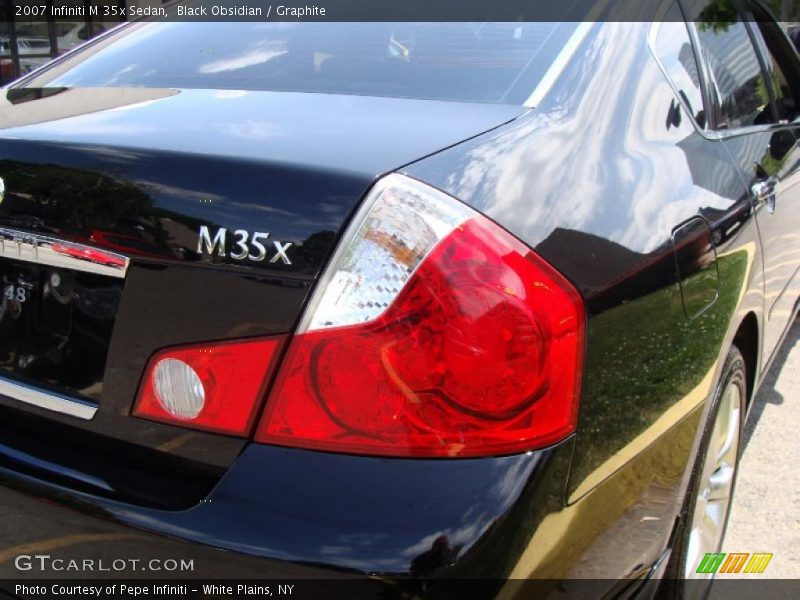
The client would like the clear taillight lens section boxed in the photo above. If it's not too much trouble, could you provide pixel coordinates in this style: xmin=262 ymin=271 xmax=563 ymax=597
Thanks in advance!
xmin=303 ymin=175 xmax=473 ymax=330
xmin=133 ymin=337 xmax=285 ymax=436
xmin=152 ymin=358 xmax=206 ymax=419
xmin=255 ymin=175 xmax=584 ymax=457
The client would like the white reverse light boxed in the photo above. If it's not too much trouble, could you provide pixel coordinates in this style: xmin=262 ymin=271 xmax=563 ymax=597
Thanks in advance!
xmin=152 ymin=358 xmax=206 ymax=420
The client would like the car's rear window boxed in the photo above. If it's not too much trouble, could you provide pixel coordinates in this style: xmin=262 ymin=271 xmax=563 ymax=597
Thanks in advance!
xmin=24 ymin=21 xmax=579 ymax=105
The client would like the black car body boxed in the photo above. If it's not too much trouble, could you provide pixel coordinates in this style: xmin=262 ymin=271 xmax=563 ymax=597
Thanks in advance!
xmin=0 ymin=0 xmax=799 ymax=596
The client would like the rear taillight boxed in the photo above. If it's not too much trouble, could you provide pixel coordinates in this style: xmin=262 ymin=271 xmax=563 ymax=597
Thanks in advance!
xmin=133 ymin=337 xmax=285 ymax=436
xmin=255 ymin=175 xmax=584 ymax=457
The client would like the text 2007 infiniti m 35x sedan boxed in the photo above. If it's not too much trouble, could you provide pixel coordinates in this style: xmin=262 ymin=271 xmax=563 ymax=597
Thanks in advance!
xmin=0 ymin=0 xmax=798 ymax=596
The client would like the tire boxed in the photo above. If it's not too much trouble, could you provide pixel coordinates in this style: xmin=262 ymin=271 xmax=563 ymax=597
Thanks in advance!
xmin=665 ymin=345 xmax=746 ymax=594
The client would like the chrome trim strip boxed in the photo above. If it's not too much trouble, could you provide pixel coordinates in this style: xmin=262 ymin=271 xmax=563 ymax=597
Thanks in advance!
xmin=647 ymin=13 xmax=711 ymax=138
xmin=7 ymin=21 xmax=129 ymax=90
xmin=0 ymin=227 xmax=129 ymax=278
xmin=523 ymin=21 xmax=594 ymax=108
xmin=0 ymin=376 xmax=98 ymax=420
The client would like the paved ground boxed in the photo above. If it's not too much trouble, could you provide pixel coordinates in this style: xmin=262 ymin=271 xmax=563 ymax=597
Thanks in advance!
xmin=722 ymin=318 xmax=800 ymax=578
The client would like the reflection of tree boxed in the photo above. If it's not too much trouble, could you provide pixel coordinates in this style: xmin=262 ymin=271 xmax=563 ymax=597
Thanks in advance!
xmin=763 ymin=0 xmax=800 ymax=20
xmin=697 ymin=0 xmax=800 ymax=33
xmin=410 ymin=535 xmax=457 ymax=577
xmin=570 ymin=250 xmax=748 ymax=487
xmin=696 ymin=0 xmax=737 ymax=34
xmin=0 ymin=160 xmax=154 ymax=231
xmin=0 ymin=158 xmax=358 ymax=274
xmin=761 ymin=154 xmax=785 ymax=176
xmin=758 ymin=73 xmax=773 ymax=111
xmin=153 ymin=206 xmax=213 ymax=232
xmin=296 ymin=230 xmax=337 ymax=272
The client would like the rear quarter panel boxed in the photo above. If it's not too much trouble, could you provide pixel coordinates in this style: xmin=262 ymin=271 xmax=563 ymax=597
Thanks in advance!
xmin=405 ymin=21 xmax=764 ymax=580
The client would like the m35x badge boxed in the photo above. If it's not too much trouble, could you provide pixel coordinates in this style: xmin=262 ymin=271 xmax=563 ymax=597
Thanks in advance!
xmin=197 ymin=226 xmax=292 ymax=265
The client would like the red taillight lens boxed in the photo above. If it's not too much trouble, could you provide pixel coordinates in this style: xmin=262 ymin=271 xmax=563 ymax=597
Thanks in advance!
xmin=255 ymin=175 xmax=584 ymax=457
xmin=133 ymin=336 xmax=285 ymax=436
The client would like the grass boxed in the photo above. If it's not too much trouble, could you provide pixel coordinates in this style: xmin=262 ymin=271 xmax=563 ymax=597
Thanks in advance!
xmin=571 ymin=250 xmax=749 ymax=487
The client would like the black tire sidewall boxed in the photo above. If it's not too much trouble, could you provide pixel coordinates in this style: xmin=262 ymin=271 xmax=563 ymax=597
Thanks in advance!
xmin=668 ymin=345 xmax=747 ymax=584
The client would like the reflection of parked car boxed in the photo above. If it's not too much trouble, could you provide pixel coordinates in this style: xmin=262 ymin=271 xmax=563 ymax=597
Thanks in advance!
xmin=50 ymin=21 xmax=111 ymax=52
xmin=54 ymin=22 xmax=90 ymax=51
xmin=0 ymin=37 xmax=49 ymax=55
xmin=0 ymin=37 xmax=51 ymax=76
xmin=2 ymin=0 xmax=800 ymax=594
xmin=18 ymin=38 xmax=48 ymax=55
xmin=4 ymin=21 xmax=111 ymax=58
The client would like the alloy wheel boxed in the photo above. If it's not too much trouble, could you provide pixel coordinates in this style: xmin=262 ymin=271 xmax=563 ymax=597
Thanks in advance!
xmin=684 ymin=380 xmax=743 ymax=578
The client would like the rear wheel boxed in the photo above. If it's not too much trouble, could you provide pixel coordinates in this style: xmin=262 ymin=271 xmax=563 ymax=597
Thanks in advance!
xmin=671 ymin=346 xmax=746 ymax=585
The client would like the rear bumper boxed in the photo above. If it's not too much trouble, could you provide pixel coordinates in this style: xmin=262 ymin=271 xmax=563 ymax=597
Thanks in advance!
xmin=0 ymin=440 xmax=575 ymax=580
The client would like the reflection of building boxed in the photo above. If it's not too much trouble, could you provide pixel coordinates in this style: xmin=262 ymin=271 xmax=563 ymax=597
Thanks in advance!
xmin=0 ymin=1 xmax=165 ymax=84
xmin=678 ymin=42 xmax=701 ymax=89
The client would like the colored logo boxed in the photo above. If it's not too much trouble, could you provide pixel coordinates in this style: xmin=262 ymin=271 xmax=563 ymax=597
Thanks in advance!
xmin=696 ymin=552 xmax=773 ymax=574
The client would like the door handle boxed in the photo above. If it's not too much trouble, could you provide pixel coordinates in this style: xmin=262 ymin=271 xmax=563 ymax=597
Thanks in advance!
xmin=751 ymin=176 xmax=778 ymax=214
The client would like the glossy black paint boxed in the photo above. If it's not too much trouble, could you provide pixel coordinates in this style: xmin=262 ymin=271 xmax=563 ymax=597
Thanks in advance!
xmin=406 ymin=18 xmax=771 ymax=578
xmin=0 ymin=12 xmax=796 ymax=594
xmin=0 ymin=440 xmax=574 ymax=579
xmin=0 ymin=87 xmax=522 ymax=274
xmin=718 ymin=127 xmax=800 ymax=364
xmin=0 ymin=402 xmax=221 ymax=509
xmin=0 ymin=88 xmax=521 ymax=506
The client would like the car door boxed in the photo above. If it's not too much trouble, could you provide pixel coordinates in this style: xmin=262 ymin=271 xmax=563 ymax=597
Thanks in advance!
xmin=687 ymin=0 xmax=800 ymax=362
xmin=743 ymin=1 xmax=800 ymax=357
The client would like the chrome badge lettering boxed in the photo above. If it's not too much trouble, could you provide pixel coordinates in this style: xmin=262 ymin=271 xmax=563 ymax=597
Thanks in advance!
xmin=197 ymin=226 xmax=227 ymax=257
xmin=197 ymin=227 xmax=292 ymax=265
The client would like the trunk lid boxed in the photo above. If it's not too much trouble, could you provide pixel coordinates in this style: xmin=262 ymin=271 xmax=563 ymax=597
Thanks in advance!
xmin=0 ymin=87 xmax=523 ymax=507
